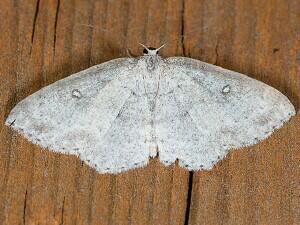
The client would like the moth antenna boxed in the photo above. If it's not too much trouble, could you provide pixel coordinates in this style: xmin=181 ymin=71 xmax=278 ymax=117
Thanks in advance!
xmin=164 ymin=23 xmax=204 ymax=47
xmin=76 ymin=23 xmax=129 ymax=41
xmin=138 ymin=43 xmax=150 ymax=51
xmin=76 ymin=22 xmax=205 ymax=54
xmin=126 ymin=48 xmax=134 ymax=58
xmin=156 ymin=44 xmax=166 ymax=52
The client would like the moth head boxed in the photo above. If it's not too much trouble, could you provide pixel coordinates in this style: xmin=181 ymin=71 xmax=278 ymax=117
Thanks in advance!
xmin=139 ymin=43 xmax=165 ymax=56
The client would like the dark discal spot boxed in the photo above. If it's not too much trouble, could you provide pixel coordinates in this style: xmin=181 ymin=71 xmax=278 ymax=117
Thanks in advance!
xmin=273 ymin=48 xmax=280 ymax=53
xmin=116 ymin=111 xmax=121 ymax=118
xmin=72 ymin=89 xmax=82 ymax=99
xmin=222 ymin=85 xmax=231 ymax=94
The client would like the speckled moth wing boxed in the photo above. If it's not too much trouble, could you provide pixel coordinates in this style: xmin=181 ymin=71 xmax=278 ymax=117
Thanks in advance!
xmin=6 ymin=52 xmax=296 ymax=174
xmin=155 ymin=57 xmax=296 ymax=170
xmin=5 ymin=58 xmax=151 ymax=173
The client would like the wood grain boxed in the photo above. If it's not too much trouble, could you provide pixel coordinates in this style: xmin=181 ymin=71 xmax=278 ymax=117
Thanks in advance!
xmin=0 ymin=0 xmax=299 ymax=225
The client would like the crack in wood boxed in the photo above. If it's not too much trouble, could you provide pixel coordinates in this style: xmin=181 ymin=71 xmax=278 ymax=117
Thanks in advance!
xmin=180 ymin=0 xmax=186 ymax=56
xmin=214 ymin=40 xmax=219 ymax=65
xmin=30 ymin=0 xmax=40 ymax=55
xmin=184 ymin=171 xmax=193 ymax=225
xmin=87 ymin=0 xmax=95 ymax=67
xmin=60 ymin=196 xmax=65 ymax=225
xmin=180 ymin=3 xmax=195 ymax=224
xmin=23 ymin=189 xmax=28 ymax=225
xmin=53 ymin=0 xmax=60 ymax=58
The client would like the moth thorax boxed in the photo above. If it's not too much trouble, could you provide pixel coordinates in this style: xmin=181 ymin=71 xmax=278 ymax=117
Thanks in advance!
xmin=146 ymin=56 xmax=158 ymax=70
xmin=143 ymin=68 xmax=160 ymax=102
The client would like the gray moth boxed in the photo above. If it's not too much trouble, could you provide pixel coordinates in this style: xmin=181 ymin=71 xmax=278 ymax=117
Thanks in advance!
xmin=5 ymin=45 xmax=296 ymax=174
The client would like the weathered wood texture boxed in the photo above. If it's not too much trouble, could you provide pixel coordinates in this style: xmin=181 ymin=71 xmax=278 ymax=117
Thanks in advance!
xmin=0 ymin=0 xmax=299 ymax=225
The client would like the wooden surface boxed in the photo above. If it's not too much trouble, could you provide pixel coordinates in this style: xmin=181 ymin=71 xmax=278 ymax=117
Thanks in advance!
xmin=0 ymin=0 xmax=299 ymax=224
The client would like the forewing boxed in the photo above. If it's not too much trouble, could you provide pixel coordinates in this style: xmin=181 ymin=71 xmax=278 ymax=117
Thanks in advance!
xmin=156 ymin=57 xmax=295 ymax=170
xmin=91 ymin=92 xmax=150 ymax=173
xmin=5 ymin=58 xmax=150 ymax=173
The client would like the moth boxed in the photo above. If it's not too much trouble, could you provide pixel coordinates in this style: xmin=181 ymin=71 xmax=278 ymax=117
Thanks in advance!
xmin=6 ymin=44 xmax=295 ymax=174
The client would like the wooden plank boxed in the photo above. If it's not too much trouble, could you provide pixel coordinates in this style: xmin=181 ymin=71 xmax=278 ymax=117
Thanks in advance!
xmin=0 ymin=0 xmax=299 ymax=225
xmin=184 ymin=0 xmax=300 ymax=224
xmin=0 ymin=0 xmax=190 ymax=224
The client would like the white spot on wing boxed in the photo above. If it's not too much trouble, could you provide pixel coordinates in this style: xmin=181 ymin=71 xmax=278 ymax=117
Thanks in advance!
xmin=222 ymin=85 xmax=231 ymax=94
